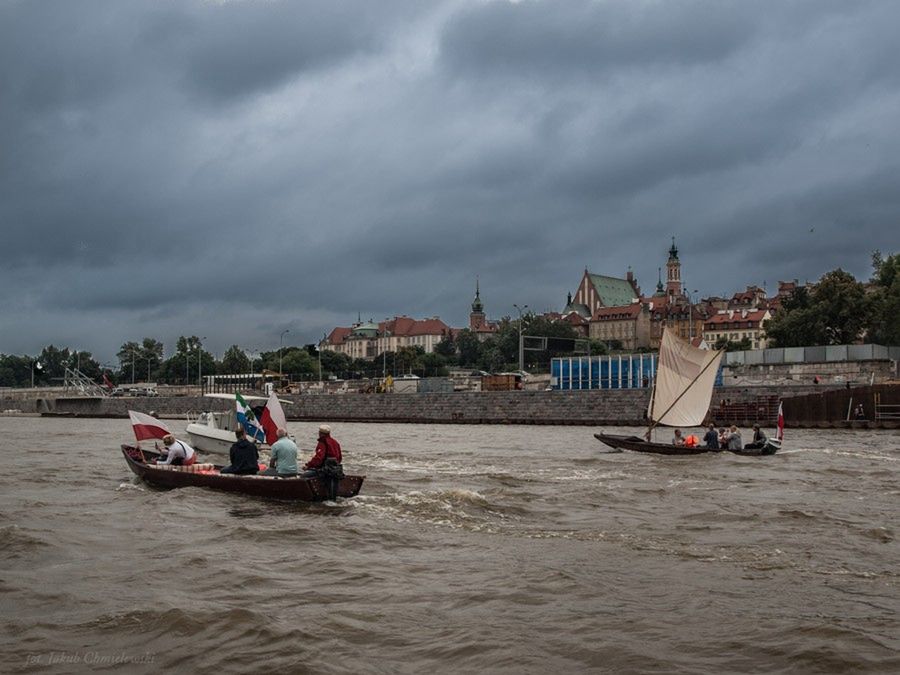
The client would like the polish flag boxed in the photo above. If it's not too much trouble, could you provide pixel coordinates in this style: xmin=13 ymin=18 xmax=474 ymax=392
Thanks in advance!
xmin=129 ymin=410 xmax=171 ymax=441
xmin=776 ymin=401 xmax=784 ymax=442
xmin=258 ymin=392 xmax=288 ymax=445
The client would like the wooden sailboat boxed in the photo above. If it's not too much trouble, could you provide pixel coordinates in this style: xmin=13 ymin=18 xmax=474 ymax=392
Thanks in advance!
xmin=595 ymin=329 xmax=725 ymax=455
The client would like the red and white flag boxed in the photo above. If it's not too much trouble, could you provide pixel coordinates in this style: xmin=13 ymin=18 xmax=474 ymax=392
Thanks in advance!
xmin=776 ymin=401 xmax=784 ymax=442
xmin=258 ymin=392 xmax=287 ymax=445
xmin=128 ymin=410 xmax=170 ymax=441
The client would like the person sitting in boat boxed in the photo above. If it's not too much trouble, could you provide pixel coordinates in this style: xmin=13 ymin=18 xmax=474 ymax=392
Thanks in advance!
xmin=672 ymin=429 xmax=685 ymax=447
xmin=725 ymin=425 xmax=743 ymax=450
xmin=220 ymin=427 xmax=259 ymax=475
xmin=260 ymin=428 xmax=299 ymax=477
xmin=156 ymin=434 xmax=196 ymax=466
xmin=702 ymin=424 xmax=719 ymax=450
xmin=744 ymin=424 xmax=768 ymax=450
xmin=302 ymin=424 xmax=343 ymax=477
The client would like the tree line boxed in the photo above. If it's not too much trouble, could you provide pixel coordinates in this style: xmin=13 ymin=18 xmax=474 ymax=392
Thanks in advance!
xmin=0 ymin=315 xmax=612 ymax=388
xmin=765 ymin=251 xmax=900 ymax=347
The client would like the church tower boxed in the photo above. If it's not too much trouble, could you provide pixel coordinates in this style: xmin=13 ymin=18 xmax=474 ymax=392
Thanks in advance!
xmin=469 ymin=278 xmax=486 ymax=330
xmin=665 ymin=237 xmax=682 ymax=298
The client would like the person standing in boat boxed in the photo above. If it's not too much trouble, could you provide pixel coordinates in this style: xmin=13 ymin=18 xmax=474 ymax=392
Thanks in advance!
xmin=156 ymin=434 xmax=196 ymax=466
xmin=744 ymin=424 xmax=768 ymax=450
xmin=703 ymin=424 xmax=720 ymax=450
xmin=302 ymin=424 xmax=342 ymax=477
xmin=220 ymin=427 xmax=259 ymax=475
xmin=672 ymin=429 xmax=685 ymax=447
xmin=260 ymin=428 xmax=299 ymax=477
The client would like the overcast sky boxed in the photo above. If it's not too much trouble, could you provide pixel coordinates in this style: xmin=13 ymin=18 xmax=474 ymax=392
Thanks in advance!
xmin=2 ymin=0 xmax=898 ymax=364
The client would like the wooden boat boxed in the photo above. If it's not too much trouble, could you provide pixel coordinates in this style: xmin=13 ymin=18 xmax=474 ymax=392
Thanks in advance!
xmin=594 ymin=433 xmax=779 ymax=456
xmin=594 ymin=433 xmax=712 ymax=455
xmin=121 ymin=445 xmax=364 ymax=501
xmin=594 ymin=329 xmax=780 ymax=457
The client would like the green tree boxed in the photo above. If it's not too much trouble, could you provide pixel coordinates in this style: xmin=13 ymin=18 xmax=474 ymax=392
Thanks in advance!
xmin=0 ymin=354 xmax=31 ymax=387
xmin=68 ymin=350 xmax=101 ymax=380
xmin=455 ymin=329 xmax=483 ymax=367
xmin=815 ymin=269 xmax=868 ymax=344
xmin=221 ymin=345 xmax=251 ymax=374
xmin=320 ymin=350 xmax=353 ymax=378
xmin=766 ymin=269 xmax=868 ymax=347
xmin=714 ymin=336 xmax=752 ymax=352
xmin=37 ymin=345 xmax=69 ymax=385
xmin=395 ymin=346 xmax=425 ymax=375
xmin=280 ymin=348 xmax=315 ymax=378
xmin=434 ymin=331 xmax=456 ymax=358
xmin=868 ymin=251 xmax=900 ymax=345
xmin=422 ymin=352 xmax=449 ymax=377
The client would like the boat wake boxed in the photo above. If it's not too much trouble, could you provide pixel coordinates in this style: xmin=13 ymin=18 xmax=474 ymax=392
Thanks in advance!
xmin=354 ymin=488 xmax=514 ymax=533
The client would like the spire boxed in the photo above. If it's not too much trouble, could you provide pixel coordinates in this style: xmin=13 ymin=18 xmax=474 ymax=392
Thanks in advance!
xmin=656 ymin=267 xmax=664 ymax=295
xmin=668 ymin=236 xmax=678 ymax=260
xmin=471 ymin=277 xmax=484 ymax=313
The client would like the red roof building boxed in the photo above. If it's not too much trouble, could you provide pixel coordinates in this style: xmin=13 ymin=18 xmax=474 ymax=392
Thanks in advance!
xmin=702 ymin=309 xmax=772 ymax=350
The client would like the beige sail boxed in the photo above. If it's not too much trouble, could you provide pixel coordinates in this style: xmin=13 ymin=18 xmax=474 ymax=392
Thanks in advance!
xmin=649 ymin=330 xmax=723 ymax=427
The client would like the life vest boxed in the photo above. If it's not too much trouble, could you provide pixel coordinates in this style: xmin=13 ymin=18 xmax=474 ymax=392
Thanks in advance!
xmin=684 ymin=434 xmax=699 ymax=448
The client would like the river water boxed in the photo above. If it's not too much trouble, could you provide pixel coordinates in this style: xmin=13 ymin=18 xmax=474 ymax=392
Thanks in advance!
xmin=0 ymin=417 xmax=897 ymax=674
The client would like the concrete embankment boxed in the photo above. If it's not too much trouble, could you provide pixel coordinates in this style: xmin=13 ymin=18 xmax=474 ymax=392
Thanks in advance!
xmin=4 ymin=383 xmax=894 ymax=427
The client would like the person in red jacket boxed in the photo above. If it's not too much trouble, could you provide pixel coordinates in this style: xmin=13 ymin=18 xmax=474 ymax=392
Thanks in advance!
xmin=303 ymin=424 xmax=342 ymax=476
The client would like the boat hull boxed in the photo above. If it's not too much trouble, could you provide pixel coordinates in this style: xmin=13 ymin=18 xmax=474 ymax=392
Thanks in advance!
xmin=185 ymin=424 xmax=243 ymax=455
xmin=594 ymin=433 xmax=779 ymax=456
xmin=121 ymin=445 xmax=364 ymax=501
xmin=594 ymin=433 xmax=713 ymax=455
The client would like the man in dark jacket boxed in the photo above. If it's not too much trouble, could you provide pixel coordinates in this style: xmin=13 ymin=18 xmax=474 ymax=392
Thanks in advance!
xmin=744 ymin=424 xmax=768 ymax=450
xmin=220 ymin=427 xmax=259 ymax=474
xmin=703 ymin=423 xmax=720 ymax=450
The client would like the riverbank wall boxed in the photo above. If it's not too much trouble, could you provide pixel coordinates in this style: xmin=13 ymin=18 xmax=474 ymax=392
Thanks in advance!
xmin=4 ymin=383 xmax=896 ymax=428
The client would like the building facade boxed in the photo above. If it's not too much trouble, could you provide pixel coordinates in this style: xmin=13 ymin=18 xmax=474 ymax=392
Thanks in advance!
xmin=322 ymin=316 xmax=452 ymax=359
xmin=703 ymin=309 xmax=772 ymax=350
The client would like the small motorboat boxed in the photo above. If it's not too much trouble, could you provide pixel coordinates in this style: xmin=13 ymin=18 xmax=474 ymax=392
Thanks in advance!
xmin=121 ymin=445 xmax=364 ymax=501
xmin=185 ymin=393 xmax=293 ymax=455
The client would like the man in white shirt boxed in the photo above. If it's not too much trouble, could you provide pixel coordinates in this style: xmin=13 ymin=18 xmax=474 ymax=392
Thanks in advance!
xmin=157 ymin=434 xmax=196 ymax=466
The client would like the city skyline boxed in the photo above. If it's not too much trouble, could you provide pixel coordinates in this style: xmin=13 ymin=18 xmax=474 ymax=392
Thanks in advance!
xmin=2 ymin=1 xmax=899 ymax=363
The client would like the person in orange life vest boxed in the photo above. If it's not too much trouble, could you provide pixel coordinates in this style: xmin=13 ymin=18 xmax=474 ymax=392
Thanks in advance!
xmin=302 ymin=424 xmax=342 ymax=476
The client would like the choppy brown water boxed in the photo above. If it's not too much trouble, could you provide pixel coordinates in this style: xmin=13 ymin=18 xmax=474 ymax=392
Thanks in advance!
xmin=0 ymin=417 xmax=897 ymax=674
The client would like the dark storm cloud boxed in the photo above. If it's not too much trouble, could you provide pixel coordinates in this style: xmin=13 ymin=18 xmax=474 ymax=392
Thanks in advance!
xmin=440 ymin=0 xmax=757 ymax=78
xmin=2 ymin=0 xmax=900 ymax=361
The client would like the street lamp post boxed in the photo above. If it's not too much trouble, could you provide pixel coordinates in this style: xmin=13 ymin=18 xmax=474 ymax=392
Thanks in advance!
xmin=318 ymin=338 xmax=324 ymax=384
xmin=513 ymin=303 xmax=529 ymax=372
xmin=185 ymin=343 xmax=191 ymax=386
xmin=279 ymin=329 xmax=290 ymax=376
xmin=198 ymin=336 xmax=207 ymax=391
